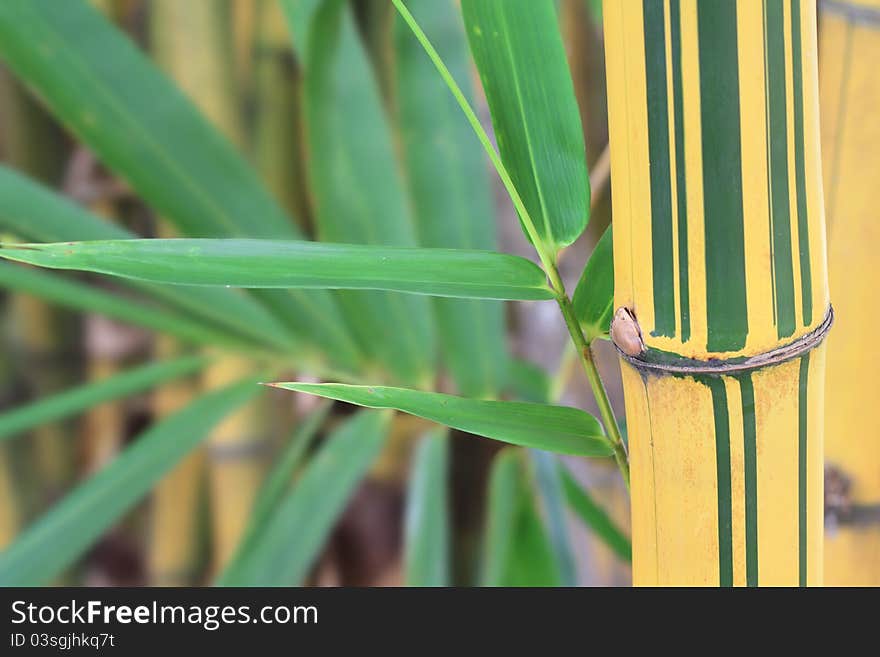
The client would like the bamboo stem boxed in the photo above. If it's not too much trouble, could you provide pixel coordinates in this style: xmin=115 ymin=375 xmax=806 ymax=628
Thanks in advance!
xmin=819 ymin=0 xmax=880 ymax=585
xmin=604 ymin=0 xmax=830 ymax=586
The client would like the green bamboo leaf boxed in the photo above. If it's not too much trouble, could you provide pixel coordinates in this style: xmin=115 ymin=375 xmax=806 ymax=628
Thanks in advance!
xmin=394 ymin=0 xmax=507 ymax=397
xmin=0 ymin=240 xmax=555 ymax=301
xmin=217 ymin=409 xmax=389 ymax=586
xmin=0 ymin=166 xmax=129 ymax=242
xmin=223 ymin=401 xmax=331 ymax=574
xmin=0 ymin=377 xmax=260 ymax=586
xmin=404 ymin=429 xmax=449 ymax=587
xmin=561 ymin=466 xmax=632 ymax=563
xmin=530 ymin=451 xmax=578 ymax=585
xmin=572 ymin=225 xmax=614 ymax=340
xmin=297 ymin=0 xmax=435 ymax=387
xmin=0 ymin=0 xmax=361 ymax=370
xmin=0 ymin=354 xmax=208 ymax=442
xmin=0 ymin=0 xmax=289 ymax=239
xmin=506 ymin=357 xmax=552 ymax=404
xmin=278 ymin=0 xmax=322 ymax=55
xmin=482 ymin=449 xmax=562 ymax=586
xmin=461 ymin=0 xmax=589 ymax=253
xmin=0 ymin=262 xmax=248 ymax=349
xmin=270 ymin=383 xmax=611 ymax=457
xmin=0 ymin=166 xmax=297 ymax=353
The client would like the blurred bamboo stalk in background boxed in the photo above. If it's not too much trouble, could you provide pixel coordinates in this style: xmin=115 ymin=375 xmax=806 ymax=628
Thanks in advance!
xmin=605 ymin=0 xmax=829 ymax=585
xmin=819 ymin=0 xmax=880 ymax=586
xmin=150 ymin=0 xmax=268 ymax=578
xmin=0 ymin=68 xmax=74 ymax=509
xmin=66 ymin=146 xmax=136 ymax=475
xmin=0 ymin=341 xmax=19 ymax=548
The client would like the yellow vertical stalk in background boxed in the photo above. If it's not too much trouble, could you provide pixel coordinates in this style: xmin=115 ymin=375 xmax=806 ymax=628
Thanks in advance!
xmin=604 ymin=0 xmax=830 ymax=586
xmin=0 ymin=69 xmax=72 ymax=501
xmin=819 ymin=0 xmax=880 ymax=586
xmin=78 ymin=0 xmax=138 ymax=478
xmin=150 ymin=0 xmax=268 ymax=576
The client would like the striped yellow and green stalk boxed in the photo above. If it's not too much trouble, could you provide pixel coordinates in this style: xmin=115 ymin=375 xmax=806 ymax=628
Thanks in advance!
xmin=604 ymin=0 xmax=830 ymax=586
xmin=819 ymin=0 xmax=880 ymax=586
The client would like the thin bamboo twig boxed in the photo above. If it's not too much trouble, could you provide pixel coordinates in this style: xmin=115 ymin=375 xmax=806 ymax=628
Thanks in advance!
xmin=391 ymin=0 xmax=628 ymax=484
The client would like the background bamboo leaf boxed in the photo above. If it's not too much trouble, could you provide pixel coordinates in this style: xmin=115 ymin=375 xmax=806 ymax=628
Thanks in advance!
xmin=0 ymin=262 xmax=249 ymax=349
xmin=0 ymin=0 xmax=290 ymax=239
xmin=530 ymin=450 xmax=578 ymax=585
xmin=0 ymin=166 xmax=297 ymax=353
xmin=271 ymin=382 xmax=611 ymax=457
xmin=404 ymin=429 xmax=449 ymax=587
xmin=0 ymin=239 xmax=554 ymax=301
xmin=0 ymin=0 xmax=361 ymax=371
xmin=461 ymin=0 xmax=589 ymax=253
xmin=482 ymin=449 xmax=562 ymax=586
xmin=572 ymin=225 xmax=614 ymax=340
xmin=506 ymin=357 xmax=552 ymax=404
xmin=216 ymin=409 xmax=389 ymax=586
xmin=0 ymin=354 xmax=208 ymax=443
xmin=297 ymin=0 xmax=434 ymax=387
xmin=394 ymin=0 xmax=508 ymax=398
xmin=561 ymin=466 xmax=632 ymax=563
xmin=0 ymin=377 xmax=261 ymax=586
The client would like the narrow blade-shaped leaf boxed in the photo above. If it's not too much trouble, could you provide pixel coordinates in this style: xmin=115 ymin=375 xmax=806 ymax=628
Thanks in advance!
xmin=0 ymin=240 xmax=555 ymax=301
xmin=217 ymin=409 xmax=389 ymax=586
xmin=561 ymin=466 xmax=632 ymax=562
xmin=0 ymin=166 xmax=297 ymax=353
xmin=572 ymin=225 xmax=614 ymax=340
xmin=298 ymin=0 xmax=434 ymax=386
xmin=394 ymin=0 xmax=507 ymax=397
xmin=482 ymin=448 xmax=561 ymax=586
xmin=461 ymin=0 xmax=589 ymax=252
xmin=0 ymin=354 xmax=208 ymax=442
xmin=271 ymin=383 xmax=611 ymax=457
xmin=404 ymin=429 xmax=449 ymax=586
xmin=0 ymin=377 xmax=260 ymax=586
xmin=0 ymin=262 xmax=249 ymax=349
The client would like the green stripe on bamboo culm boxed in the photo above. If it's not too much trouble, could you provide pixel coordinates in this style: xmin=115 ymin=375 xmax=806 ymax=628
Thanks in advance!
xmin=764 ymin=0 xmax=797 ymax=339
xmin=643 ymin=0 xmax=675 ymax=338
xmin=790 ymin=0 xmax=813 ymax=327
xmin=738 ymin=374 xmax=759 ymax=587
xmin=698 ymin=1 xmax=748 ymax=353
xmin=704 ymin=376 xmax=733 ymax=587
xmin=798 ymin=352 xmax=810 ymax=586
xmin=669 ymin=0 xmax=690 ymax=343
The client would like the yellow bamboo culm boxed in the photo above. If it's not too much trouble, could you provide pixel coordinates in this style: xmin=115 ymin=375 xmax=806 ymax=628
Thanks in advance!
xmin=150 ymin=0 xmax=268 ymax=576
xmin=819 ymin=0 xmax=880 ymax=586
xmin=0 ymin=68 xmax=72 ymax=500
xmin=147 ymin=362 xmax=204 ymax=585
xmin=603 ymin=0 xmax=830 ymax=586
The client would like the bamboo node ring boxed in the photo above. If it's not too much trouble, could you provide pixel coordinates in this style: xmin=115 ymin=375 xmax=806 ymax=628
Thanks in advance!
xmin=611 ymin=305 xmax=834 ymax=376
